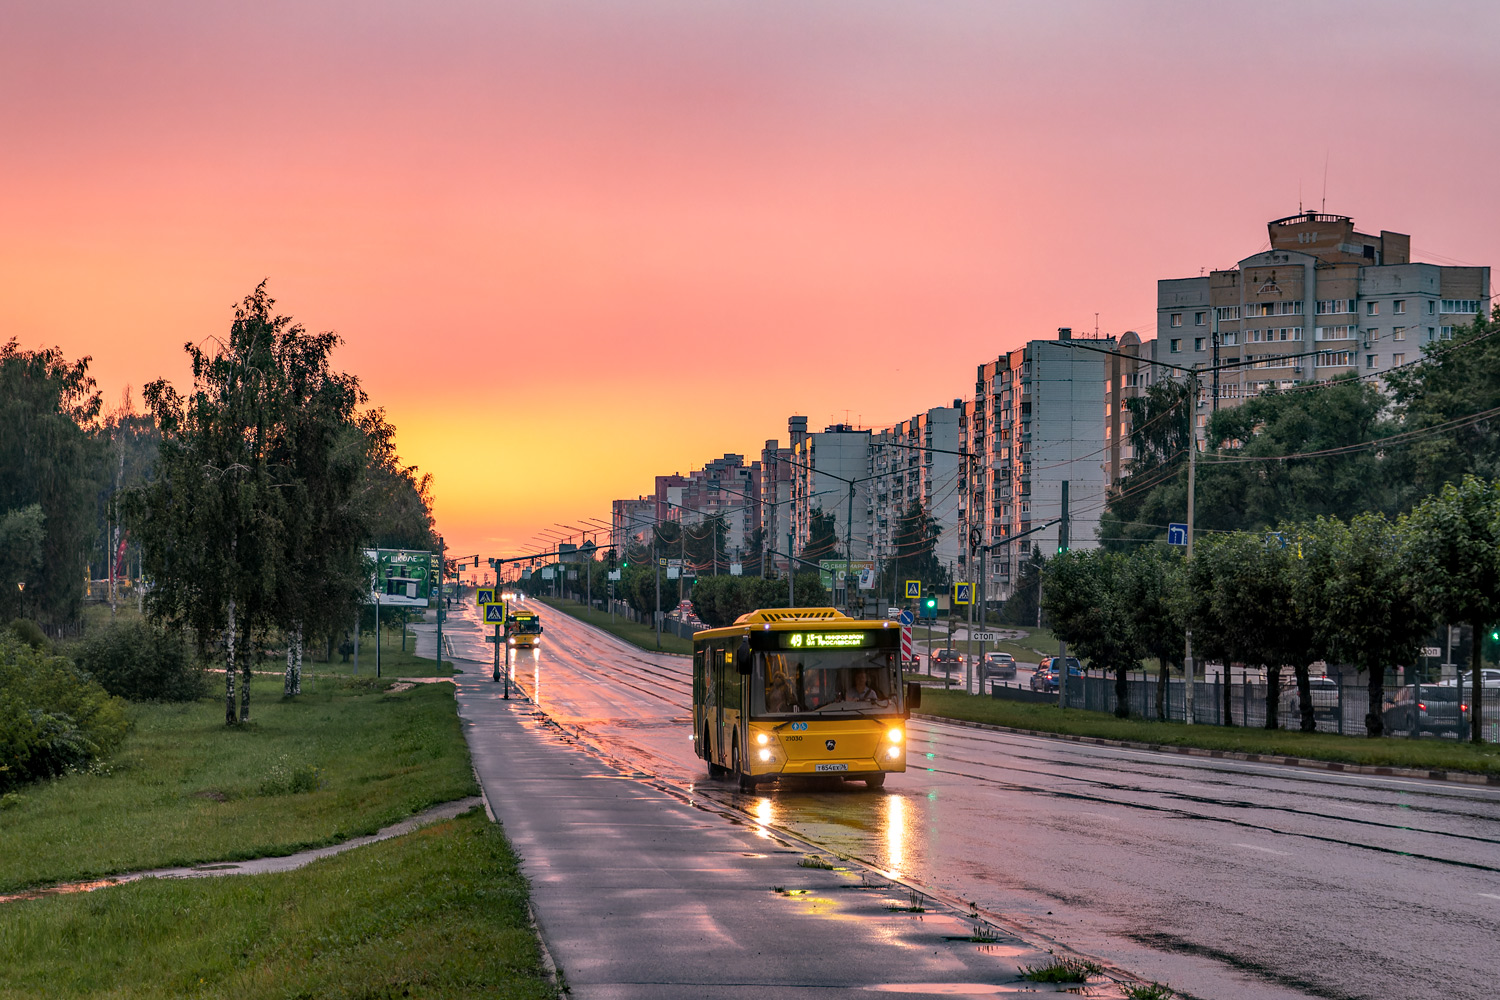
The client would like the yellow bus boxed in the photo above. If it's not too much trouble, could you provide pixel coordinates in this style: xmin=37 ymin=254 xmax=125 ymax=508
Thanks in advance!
xmin=506 ymin=609 xmax=543 ymax=649
xmin=692 ymin=608 xmax=921 ymax=791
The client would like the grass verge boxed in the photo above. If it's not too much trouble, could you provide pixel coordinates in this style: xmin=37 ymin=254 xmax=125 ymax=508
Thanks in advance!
xmin=534 ymin=597 xmax=694 ymax=655
xmin=0 ymin=808 xmax=557 ymax=999
xmin=0 ymin=676 xmax=477 ymax=893
xmin=316 ymin=621 xmax=453 ymax=678
xmin=918 ymin=688 xmax=1500 ymax=776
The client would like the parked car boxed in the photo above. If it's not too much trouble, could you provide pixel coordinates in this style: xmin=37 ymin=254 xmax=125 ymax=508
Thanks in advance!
xmin=1381 ymin=685 xmax=1469 ymax=736
xmin=1029 ymin=657 xmax=1082 ymax=693
xmin=887 ymin=606 xmax=906 ymax=619
xmin=930 ymin=648 xmax=965 ymax=674
xmin=982 ymin=652 xmax=1017 ymax=680
xmin=1278 ymin=675 xmax=1340 ymax=720
xmin=1443 ymin=669 xmax=1500 ymax=689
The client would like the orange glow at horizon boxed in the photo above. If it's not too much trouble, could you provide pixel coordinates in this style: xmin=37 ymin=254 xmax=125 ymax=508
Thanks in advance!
xmin=4 ymin=3 xmax=1498 ymax=559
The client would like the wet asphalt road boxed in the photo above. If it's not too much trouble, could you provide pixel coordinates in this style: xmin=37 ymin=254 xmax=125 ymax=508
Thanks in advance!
xmin=453 ymin=602 xmax=1500 ymax=1000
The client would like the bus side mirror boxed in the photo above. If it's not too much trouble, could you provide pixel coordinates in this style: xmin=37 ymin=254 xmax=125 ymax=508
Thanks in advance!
xmin=906 ymin=682 xmax=922 ymax=711
xmin=737 ymin=637 xmax=752 ymax=675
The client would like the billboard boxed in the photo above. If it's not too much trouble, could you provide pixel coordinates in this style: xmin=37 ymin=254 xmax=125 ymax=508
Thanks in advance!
xmin=363 ymin=548 xmax=436 ymax=607
xmin=818 ymin=559 xmax=875 ymax=591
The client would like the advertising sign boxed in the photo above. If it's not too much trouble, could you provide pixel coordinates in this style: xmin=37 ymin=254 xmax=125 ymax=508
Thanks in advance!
xmin=363 ymin=548 xmax=435 ymax=607
xmin=818 ymin=559 xmax=875 ymax=591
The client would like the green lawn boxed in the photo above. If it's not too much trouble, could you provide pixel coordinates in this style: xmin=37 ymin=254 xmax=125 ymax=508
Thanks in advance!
xmin=0 ymin=676 xmax=477 ymax=893
xmin=317 ymin=620 xmax=453 ymax=678
xmin=0 ymin=808 xmax=557 ymax=1000
xmin=535 ymin=597 xmax=694 ymax=655
xmin=918 ymin=689 xmax=1500 ymax=775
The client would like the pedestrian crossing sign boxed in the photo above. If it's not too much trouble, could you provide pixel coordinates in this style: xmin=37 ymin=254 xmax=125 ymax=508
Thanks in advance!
xmin=476 ymin=587 xmax=496 ymax=606
xmin=905 ymin=580 xmax=921 ymax=599
xmin=484 ymin=603 xmax=506 ymax=624
xmin=953 ymin=582 xmax=972 ymax=605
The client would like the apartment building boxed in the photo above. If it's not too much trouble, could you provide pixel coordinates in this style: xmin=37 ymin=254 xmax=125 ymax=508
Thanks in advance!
xmin=867 ymin=403 xmax=964 ymax=581
xmin=611 ymin=496 xmax=657 ymax=552
xmin=965 ymin=328 xmax=1113 ymax=600
xmin=789 ymin=418 xmax=873 ymax=561
xmin=1156 ymin=212 xmax=1490 ymax=413
xmin=757 ymin=437 xmax=795 ymax=575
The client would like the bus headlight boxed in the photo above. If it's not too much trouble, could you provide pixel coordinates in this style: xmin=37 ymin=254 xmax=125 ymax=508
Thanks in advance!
xmin=886 ymin=746 xmax=902 ymax=760
xmin=756 ymin=733 xmax=770 ymax=746
xmin=886 ymin=728 xmax=903 ymax=743
xmin=759 ymin=748 xmax=772 ymax=762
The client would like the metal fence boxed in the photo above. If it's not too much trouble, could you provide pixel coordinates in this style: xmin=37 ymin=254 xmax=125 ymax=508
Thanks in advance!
xmin=989 ymin=672 xmax=1498 ymax=742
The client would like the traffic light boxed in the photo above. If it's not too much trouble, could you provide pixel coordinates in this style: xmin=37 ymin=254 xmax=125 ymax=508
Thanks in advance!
xmin=606 ymin=549 xmax=618 ymax=571
xmin=920 ymin=596 xmax=937 ymax=620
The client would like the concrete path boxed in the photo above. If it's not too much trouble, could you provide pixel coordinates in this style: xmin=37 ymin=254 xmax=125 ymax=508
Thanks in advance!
xmin=0 ymin=796 xmax=483 ymax=905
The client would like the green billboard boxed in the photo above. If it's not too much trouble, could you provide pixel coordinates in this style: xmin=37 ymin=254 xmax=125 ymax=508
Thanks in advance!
xmin=363 ymin=548 xmax=436 ymax=607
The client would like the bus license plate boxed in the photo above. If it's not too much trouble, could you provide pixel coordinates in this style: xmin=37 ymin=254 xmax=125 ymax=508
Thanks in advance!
xmin=815 ymin=763 xmax=848 ymax=773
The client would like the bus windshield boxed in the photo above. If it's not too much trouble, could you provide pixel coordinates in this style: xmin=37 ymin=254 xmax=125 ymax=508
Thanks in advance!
xmin=752 ymin=649 xmax=900 ymax=718
xmin=510 ymin=615 xmax=541 ymax=634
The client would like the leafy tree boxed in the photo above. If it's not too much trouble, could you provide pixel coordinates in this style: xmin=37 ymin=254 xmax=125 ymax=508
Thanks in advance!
xmin=1001 ymin=545 xmax=1045 ymax=626
xmin=268 ymin=322 xmax=369 ymax=695
xmin=357 ymin=409 xmax=436 ymax=550
xmin=1041 ymin=550 xmax=1144 ymax=716
xmin=131 ymin=283 xmax=360 ymax=723
xmin=0 ymin=341 xmax=104 ymax=628
xmin=801 ymin=508 xmax=840 ymax=563
xmin=0 ymin=505 xmax=45 ymax=622
xmin=1404 ymin=476 xmax=1500 ymax=743
xmin=1315 ymin=513 xmax=1432 ymax=737
xmin=880 ymin=501 xmax=945 ymax=594
xmin=1100 ymin=378 xmax=1191 ymax=551
xmin=1118 ymin=546 xmax=1185 ymax=719
xmin=1275 ymin=520 xmax=1338 ymax=732
xmin=1387 ymin=310 xmax=1500 ymax=500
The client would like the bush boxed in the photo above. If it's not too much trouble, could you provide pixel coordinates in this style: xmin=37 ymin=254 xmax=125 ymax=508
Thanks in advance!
xmin=0 ymin=634 xmax=128 ymax=792
xmin=5 ymin=618 xmax=49 ymax=651
xmin=75 ymin=619 xmax=208 ymax=702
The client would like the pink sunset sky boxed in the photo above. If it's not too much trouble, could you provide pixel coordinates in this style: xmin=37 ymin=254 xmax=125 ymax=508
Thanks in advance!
xmin=3 ymin=1 xmax=1497 ymax=559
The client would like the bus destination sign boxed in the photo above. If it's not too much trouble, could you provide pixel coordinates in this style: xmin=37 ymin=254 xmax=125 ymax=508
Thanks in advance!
xmin=784 ymin=632 xmax=873 ymax=649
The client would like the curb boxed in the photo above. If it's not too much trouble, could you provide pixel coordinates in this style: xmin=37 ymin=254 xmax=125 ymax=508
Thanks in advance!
xmin=914 ymin=713 xmax=1500 ymax=787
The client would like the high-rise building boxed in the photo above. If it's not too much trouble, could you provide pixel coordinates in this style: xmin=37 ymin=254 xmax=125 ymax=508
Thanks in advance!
xmin=1156 ymin=212 xmax=1490 ymax=414
xmin=966 ymin=328 xmax=1113 ymax=601
xmin=790 ymin=419 xmax=873 ymax=561
xmin=867 ymin=403 xmax=963 ymax=587
xmin=757 ymin=437 xmax=795 ymax=575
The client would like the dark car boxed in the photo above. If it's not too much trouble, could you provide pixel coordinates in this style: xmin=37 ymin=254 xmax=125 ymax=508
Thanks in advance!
xmin=1382 ymin=685 xmax=1468 ymax=736
xmin=1029 ymin=656 xmax=1082 ymax=693
xmin=930 ymin=648 xmax=965 ymax=674
xmin=982 ymin=652 xmax=1016 ymax=680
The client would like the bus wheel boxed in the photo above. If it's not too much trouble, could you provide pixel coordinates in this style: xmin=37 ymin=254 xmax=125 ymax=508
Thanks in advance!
xmin=705 ymin=727 xmax=725 ymax=778
xmin=864 ymin=773 xmax=886 ymax=790
xmin=733 ymin=742 xmax=755 ymax=792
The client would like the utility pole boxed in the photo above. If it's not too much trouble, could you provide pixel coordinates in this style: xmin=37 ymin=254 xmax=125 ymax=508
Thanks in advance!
xmin=845 ymin=481 xmax=856 ymax=616
xmin=654 ymin=528 xmax=662 ymax=649
xmin=1057 ymin=481 xmax=1069 ymax=710
xmin=435 ymin=535 xmax=444 ymax=677
xmin=787 ymin=530 xmax=795 ymax=608
xmin=1184 ymin=371 xmax=1198 ymax=725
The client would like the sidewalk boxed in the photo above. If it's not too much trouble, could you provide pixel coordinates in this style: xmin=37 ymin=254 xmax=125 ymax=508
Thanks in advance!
xmin=410 ymin=618 xmax=1125 ymax=998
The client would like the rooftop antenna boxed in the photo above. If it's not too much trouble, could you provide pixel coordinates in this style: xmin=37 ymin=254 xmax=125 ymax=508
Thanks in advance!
xmin=1094 ymin=313 xmax=1099 ymax=338
xmin=1321 ymin=151 xmax=1329 ymax=213
xmin=1298 ymin=177 xmax=1303 ymax=215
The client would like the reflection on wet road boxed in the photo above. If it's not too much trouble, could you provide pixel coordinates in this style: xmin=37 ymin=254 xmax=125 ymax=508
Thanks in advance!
xmin=452 ymin=601 xmax=1500 ymax=1000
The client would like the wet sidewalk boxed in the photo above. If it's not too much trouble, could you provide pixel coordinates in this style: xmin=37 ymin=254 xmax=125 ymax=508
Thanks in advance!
xmin=438 ymin=633 xmax=1123 ymax=998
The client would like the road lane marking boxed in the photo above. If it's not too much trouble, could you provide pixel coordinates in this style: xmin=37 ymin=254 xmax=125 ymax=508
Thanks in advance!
xmin=1233 ymin=843 xmax=1291 ymax=856
xmin=1479 ymin=893 xmax=1500 ymax=900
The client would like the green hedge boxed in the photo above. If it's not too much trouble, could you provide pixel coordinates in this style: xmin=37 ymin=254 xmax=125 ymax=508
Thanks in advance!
xmin=0 ymin=635 xmax=128 ymax=793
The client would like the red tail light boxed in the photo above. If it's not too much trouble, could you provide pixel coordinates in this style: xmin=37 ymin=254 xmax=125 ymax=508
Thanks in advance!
xmin=1417 ymin=702 xmax=1427 ymax=712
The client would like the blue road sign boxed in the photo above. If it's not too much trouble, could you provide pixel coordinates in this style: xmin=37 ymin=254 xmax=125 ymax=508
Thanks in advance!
xmin=1167 ymin=523 xmax=1188 ymax=546
xmin=905 ymin=580 xmax=921 ymax=599
xmin=953 ymin=582 xmax=973 ymax=605
xmin=898 ymin=610 xmax=914 ymax=626
xmin=484 ymin=603 xmax=506 ymax=623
